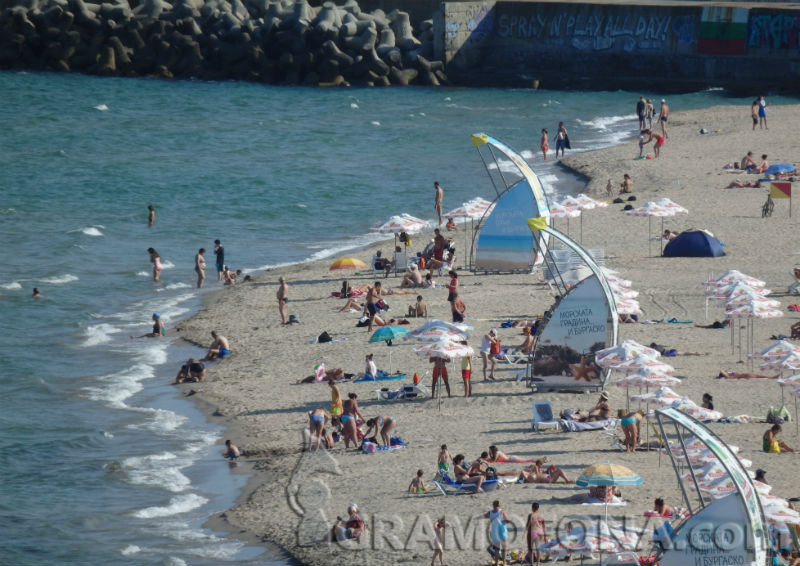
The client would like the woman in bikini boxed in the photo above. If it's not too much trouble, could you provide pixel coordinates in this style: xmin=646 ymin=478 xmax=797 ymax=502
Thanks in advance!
xmin=488 ymin=445 xmax=530 ymax=464
xmin=365 ymin=415 xmax=396 ymax=447
xmin=195 ymin=248 xmax=206 ymax=289
xmin=148 ymin=248 xmax=162 ymax=282
xmin=540 ymin=128 xmax=549 ymax=161
xmin=518 ymin=459 xmax=572 ymax=484
xmin=341 ymin=393 xmax=364 ymax=449
xmin=621 ymin=410 xmax=644 ymax=452
xmin=308 ymin=407 xmax=330 ymax=451
xmin=525 ymin=502 xmax=547 ymax=566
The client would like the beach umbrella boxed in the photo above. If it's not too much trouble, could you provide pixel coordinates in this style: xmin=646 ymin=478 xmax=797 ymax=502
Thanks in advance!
xmin=596 ymin=340 xmax=661 ymax=368
xmin=726 ymin=300 xmax=783 ymax=362
xmin=655 ymin=197 xmax=689 ymax=215
xmin=548 ymin=202 xmax=581 ymax=238
xmin=749 ymin=340 xmax=800 ymax=360
xmin=559 ymin=195 xmax=605 ymax=243
xmin=760 ymin=351 xmax=800 ymax=371
xmin=612 ymin=355 xmax=674 ymax=375
xmin=723 ymin=293 xmax=780 ymax=309
xmin=369 ymin=325 xmax=410 ymax=373
xmin=670 ymin=399 xmax=723 ymax=421
xmin=574 ymin=193 xmax=609 ymax=208
xmin=607 ymin=283 xmax=639 ymax=300
xmin=413 ymin=340 xmax=474 ymax=360
xmin=370 ymin=213 xmax=430 ymax=234
xmin=704 ymin=270 xmax=766 ymax=288
xmin=765 ymin=163 xmax=796 ymax=176
xmin=625 ymin=202 xmax=675 ymax=256
xmin=630 ymin=386 xmax=682 ymax=406
xmin=577 ymin=462 xmax=643 ymax=522
xmin=613 ymin=371 xmax=680 ymax=388
xmin=405 ymin=319 xmax=471 ymax=341
xmin=329 ymin=257 xmax=368 ymax=271
xmin=615 ymin=298 xmax=643 ymax=316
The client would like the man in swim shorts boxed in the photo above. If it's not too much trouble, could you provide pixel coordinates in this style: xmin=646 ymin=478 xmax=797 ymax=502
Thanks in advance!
xmin=366 ymin=281 xmax=383 ymax=331
xmin=659 ymin=99 xmax=669 ymax=138
xmin=277 ymin=276 xmax=289 ymax=324
xmin=203 ymin=330 xmax=230 ymax=361
xmin=224 ymin=439 xmax=240 ymax=459
xmin=214 ymin=239 xmax=225 ymax=282
xmin=636 ymin=96 xmax=646 ymax=131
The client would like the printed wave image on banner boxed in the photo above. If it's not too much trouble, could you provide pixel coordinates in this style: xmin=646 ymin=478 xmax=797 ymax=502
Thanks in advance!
xmin=475 ymin=180 xmax=538 ymax=271
xmin=532 ymin=275 xmax=612 ymax=387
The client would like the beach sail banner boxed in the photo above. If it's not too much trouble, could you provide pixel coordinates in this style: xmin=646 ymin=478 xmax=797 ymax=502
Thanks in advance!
xmin=472 ymin=133 xmax=550 ymax=271
xmin=656 ymin=407 xmax=768 ymax=566
xmin=531 ymin=274 xmax=614 ymax=389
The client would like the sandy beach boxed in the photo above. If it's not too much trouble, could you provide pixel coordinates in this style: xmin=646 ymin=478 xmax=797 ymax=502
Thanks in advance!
xmin=177 ymin=103 xmax=800 ymax=565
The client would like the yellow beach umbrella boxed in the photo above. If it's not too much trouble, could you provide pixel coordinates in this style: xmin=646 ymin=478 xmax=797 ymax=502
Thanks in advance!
xmin=329 ymin=257 xmax=368 ymax=271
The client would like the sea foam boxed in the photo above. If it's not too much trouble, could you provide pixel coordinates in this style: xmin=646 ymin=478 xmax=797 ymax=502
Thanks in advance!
xmin=133 ymin=493 xmax=208 ymax=519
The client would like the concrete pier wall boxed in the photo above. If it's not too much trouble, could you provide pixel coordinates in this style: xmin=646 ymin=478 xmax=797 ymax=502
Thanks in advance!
xmin=438 ymin=2 xmax=800 ymax=91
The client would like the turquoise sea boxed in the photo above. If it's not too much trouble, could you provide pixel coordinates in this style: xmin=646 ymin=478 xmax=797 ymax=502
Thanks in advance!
xmin=2 ymin=70 xmax=796 ymax=565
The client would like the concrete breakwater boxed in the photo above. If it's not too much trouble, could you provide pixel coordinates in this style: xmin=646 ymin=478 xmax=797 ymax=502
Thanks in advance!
xmin=0 ymin=0 xmax=447 ymax=86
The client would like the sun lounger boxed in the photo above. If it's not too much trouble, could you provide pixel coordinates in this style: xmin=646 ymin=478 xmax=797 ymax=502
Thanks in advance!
xmin=432 ymin=472 xmax=500 ymax=495
xmin=373 ymin=384 xmax=429 ymax=401
xmin=561 ymin=418 xmax=617 ymax=432
xmin=500 ymin=351 xmax=531 ymax=364
xmin=532 ymin=401 xmax=562 ymax=432
xmin=355 ymin=371 xmax=406 ymax=383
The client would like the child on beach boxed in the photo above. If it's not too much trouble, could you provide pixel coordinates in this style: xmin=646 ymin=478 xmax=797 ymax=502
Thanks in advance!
xmin=431 ymin=517 xmax=450 ymax=566
xmin=540 ymin=128 xmax=548 ymax=161
xmin=408 ymin=469 xmax=426 ymax=493
xmin=638 ymin=130 xmax=647 ymax=157
xmin=438 ymin=444 xmax=453 ymax=474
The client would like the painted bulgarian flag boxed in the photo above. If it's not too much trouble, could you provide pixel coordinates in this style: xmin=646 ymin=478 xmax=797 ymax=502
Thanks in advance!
xmin=698 ymin=7 xmax=747 ymax=55
xmin=770 ymin=182 xmax=792 ymax=199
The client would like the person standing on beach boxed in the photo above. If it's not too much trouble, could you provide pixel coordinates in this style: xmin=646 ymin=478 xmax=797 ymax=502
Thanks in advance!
xmin=148 ymin=247 xmax=162 ymax=282
xmin=751 ymin=99 xmax=760 ymax=131
xmin=554 ymin=122 xmax=568 ymax=159
xmin=277 ymin=276 xmax=289 ymax=324
xmin=659 ymin=99 xmax=669 ymax=138
xmin=195 ymin=248 xmax=206 ymax=288
xmin=481 ymin=328 xmax=498 ymax=381
xmin=540 ymin=128 xmax=548 ymax=161
xmin=433 ymin=229 xmax=445 ymax=263
xmin=214 ymin=239 xmax=225 ymax=282
xmin=147 ymin=205 xmax=155 ymax=226
xmin=431 ymin=356 xmax=451 ymax=397
xmin=451 ymin=292 xmax=466 ymax=323
xmin=366 ymin=281 xmax=383 ymax=331
xmin=646 ymin=129 xmax=666 ymax=159
xmin=636 ymin=96 xmax=646 ymax=131
xmin=646 ymin=99 xmax=655 ymax=129
xmin=758 ymin=95 xmax=768 ymax=129
xmin=433 ymin=181 xmax=444 ymax=226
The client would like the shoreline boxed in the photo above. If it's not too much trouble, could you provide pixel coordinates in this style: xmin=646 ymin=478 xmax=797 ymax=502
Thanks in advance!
xmin=177 ymin=102 xmax=800 ymax=566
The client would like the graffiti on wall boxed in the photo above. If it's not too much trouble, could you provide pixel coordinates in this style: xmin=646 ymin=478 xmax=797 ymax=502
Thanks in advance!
xmin=446 ymin=4 xmax=493 ymax=44
xmin=747 ymin=13 xmax=800 ymax=49
xmin=496 ymin=11 xmax=695 ymax=51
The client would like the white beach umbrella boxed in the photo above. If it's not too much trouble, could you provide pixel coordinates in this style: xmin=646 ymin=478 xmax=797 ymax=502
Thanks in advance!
xmin=612 ymin=355 xmax=674 ymax=374
xmin=750 ymin=341 xmax=800 ymax=360
xmin=413 ymin=340 xmax=474 ymax=360
xmin=614 ymin=371 xmax=681 ymax=388
xmin=625 ymin=201 xmax=675 ymax=256
xmin=596 ymin=340 xmax=661 ymax=368
xmin=615 ymin=298 xmax=643 ymax=316
xmin=708 ymin=280 xmax=770 ymax=299
xmin=405 ymin=319 xmax=471 ymax=341
xmin=575 ymin=193 xmax=609 ymax=208
xmin=670 ymin=399 xmax=723 ymax=421
xmin=760 ymin=351 xmax=800 ymax=371
xmin=654 ymin=197 xmax=689 ymax=214
xmin=703 ymin=270 xmax=766 ymax=288
xmin=630 ymin=386 xmax=682 ymax=405
xmin=723 ymin=293 xmax=780 ymax=309
xmin=370 ymin=213 xmax=430 ymax=234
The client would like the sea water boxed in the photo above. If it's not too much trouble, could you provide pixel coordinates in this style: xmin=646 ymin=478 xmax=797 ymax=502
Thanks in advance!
xmin=1 ymin=70 xmax=795 ymax=565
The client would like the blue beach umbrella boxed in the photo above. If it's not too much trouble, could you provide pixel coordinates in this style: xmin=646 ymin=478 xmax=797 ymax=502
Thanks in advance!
xmin=577 ymin=462 xmax=643 ymax=521
xmin=369 ymin=325 xmax=410 ymax=374
xmin=765 ymin=163 xmax=796 ymax=176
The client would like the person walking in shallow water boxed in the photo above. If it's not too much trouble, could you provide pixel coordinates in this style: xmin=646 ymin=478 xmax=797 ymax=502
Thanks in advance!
xmin=540 ymin=128 xmax=549 ymax=161
xmin=554 ymin=122 xmax=568 ymax=159
xmin=195 ymin=248 xmax=206 ymax=288
xmin=148 ymin=247 xmax=162 ymax=282
xmin=147 ymin=205 xmax=155 ymax=226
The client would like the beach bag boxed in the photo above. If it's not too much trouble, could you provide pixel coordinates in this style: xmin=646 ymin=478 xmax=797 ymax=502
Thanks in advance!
xmin=490 ymin=339 xmax=501 ymax=356
xmin=413 ymin=372 xmax=420 ymax=385
xmin=317 ymin=331 xmax=332 ymax=343
xmin=361 ymin=441 xmax=377 ymax=454
xmin=485 ymin=466 xmax=498 ymax=481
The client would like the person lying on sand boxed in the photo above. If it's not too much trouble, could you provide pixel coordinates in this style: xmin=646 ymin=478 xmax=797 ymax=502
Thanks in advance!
xmin=338 ymin=297 xmax=363 ymax=312
xmin=518 ymin=459 xmax=572 ymax=484
xmin=649 ymin=342 xmax=705 ymax=356
xmin=561 ymin=392 xmax=612 ymax=422
xmin=488 ymin=445 xmax=532 ymax=463
xmin=718 ymin=370 xmax=780 ymax=379
xmin=695 ymin=320 xmax=730 ymax=329
xmin=726 ymin=179 xmax=762 ymax=189
xmin=296 ymin=367 xmax=353 ymax=383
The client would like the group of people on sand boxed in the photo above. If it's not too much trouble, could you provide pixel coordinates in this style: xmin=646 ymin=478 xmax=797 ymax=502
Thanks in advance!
xmin=607 ymin=174 xmax=634 ymax=196
xmin=305 ymin=382 xmax=400 ymax=452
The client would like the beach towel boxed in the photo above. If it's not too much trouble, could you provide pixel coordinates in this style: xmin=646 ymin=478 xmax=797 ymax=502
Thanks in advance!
xmin=562 ymin=418 xmax=616 ymax=432
xmin=666 ymin=317 xmax=692 ymax=324
xmin=355 ymin=371 xmax=406 ymax=383
xmin=582 ymin=496 xmax=626 ymax=506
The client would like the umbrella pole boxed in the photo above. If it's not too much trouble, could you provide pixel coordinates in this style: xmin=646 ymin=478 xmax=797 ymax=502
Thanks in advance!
xmin=738 ymin=322 xmax=743 ymax=363
xmin=796 ymin=396 xmax=798 ymax=438
xmin=660 ymin=217 xmax=665 ymax=256
xmin=580 ymin=214 xmax=583 ymax=244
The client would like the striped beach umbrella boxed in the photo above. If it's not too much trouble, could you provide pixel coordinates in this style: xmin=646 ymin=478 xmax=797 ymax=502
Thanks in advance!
xmin=596 ymin=340 xmax=661 ymax=368
xmin=329 ymin=257 xmax=368 ymax=271
xmin=576 ymin=462 xmax=643 ymax=487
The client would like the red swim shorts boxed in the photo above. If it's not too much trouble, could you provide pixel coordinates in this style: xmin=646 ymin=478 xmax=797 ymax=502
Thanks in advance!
xmin=434 ymin=248 xmax=444 ymax=261
xmin=462 ymin=370 xmax=471 ymax=381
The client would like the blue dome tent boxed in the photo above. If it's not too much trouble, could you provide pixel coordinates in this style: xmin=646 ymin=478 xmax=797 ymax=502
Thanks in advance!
xmin=662 ymin=230 xmax=725 ymax=257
